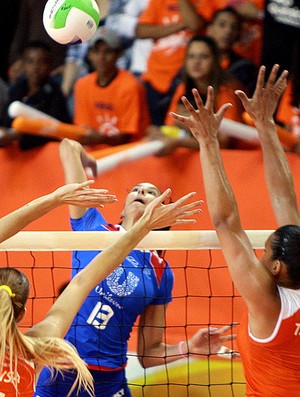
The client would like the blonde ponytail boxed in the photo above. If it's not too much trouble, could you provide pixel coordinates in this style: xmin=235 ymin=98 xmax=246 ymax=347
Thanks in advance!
xmin=19 ymin=333 xmax=94 ymax=396
xmin=0 ymin=268 xmax=94 ymax=397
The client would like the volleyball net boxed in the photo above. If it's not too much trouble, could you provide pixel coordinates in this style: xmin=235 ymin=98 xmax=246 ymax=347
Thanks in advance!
xmin=0 ymin=230 xmax=272 ymax=397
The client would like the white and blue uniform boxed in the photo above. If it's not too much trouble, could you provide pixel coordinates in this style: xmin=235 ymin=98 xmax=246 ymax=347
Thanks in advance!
xmin=35 ymin=208 xmax=174 ymax=397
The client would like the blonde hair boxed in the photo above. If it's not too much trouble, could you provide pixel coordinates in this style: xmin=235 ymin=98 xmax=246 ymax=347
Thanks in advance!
xmin=0 ymin=267 xmax=94 ymax=396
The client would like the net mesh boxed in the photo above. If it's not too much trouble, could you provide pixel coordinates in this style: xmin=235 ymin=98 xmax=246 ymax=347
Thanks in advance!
xmin=0 ymin=230 xmax=270 ymax=397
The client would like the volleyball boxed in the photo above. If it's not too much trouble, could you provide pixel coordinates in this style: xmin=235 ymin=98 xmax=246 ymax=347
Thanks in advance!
xmin=43 ymin=0 xmax=100 ymax=45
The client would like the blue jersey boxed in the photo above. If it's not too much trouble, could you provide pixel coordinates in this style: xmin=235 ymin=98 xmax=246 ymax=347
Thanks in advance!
xmin=66 ymin=208 xmax=174 ymax=369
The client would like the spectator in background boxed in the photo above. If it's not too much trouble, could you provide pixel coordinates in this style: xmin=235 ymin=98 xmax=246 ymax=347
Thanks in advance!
xmin=8 ymin=0 xmax=66 ymax=84
xmin=126 ymin=0 xmax=153 ymax=78
xmin=104 ymin=0 xmax=136 ymax=69
xmin=103 ymin=0 xmax=153 ymax=77
xmin=73 ymin=27 xmax=150 ymax=149
xmin=61 ymin=41 xmax=94 ymax=118
xmin=206 ymin=7 xmax=257 ymax=94
xmin=197 ymin=0 xmax=264 ymax=67
xmin=147 ymin=35 xmax=248 ymax=155
xmin=136 ymin=0 xmax=206 ymax=125
xmin=1 ymin=40 xmax=70 ymax=150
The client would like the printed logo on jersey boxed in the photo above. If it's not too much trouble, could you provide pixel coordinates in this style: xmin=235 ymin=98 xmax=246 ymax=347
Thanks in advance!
xmin=96 ymin=114 xmax=120 ymax=136
xmin=106 ymin=267 xmax=139 ymax=296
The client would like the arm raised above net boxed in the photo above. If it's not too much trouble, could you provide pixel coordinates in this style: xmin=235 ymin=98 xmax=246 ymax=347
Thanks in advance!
xmin=235 ymin=65 xmax=300 ymax=227
xmin=0 ymin=181 xmax=116 ymax=244
xmin=170 ymin=87 xmax=280 ymax=337
xmin=59 ymin=138 xmax=115 ymax=219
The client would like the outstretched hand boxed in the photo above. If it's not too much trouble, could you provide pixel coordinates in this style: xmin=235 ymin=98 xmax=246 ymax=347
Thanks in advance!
xmin=188 ymin=325 xmax=239 ymax=358
xmin=235 ymin=64 xmax=288 ymax=123
xmin=140 ymin=188 xmax=203 ymax=231
xmin=170 ymin=87 xmax=232 ymax=143
xmin=54 ymin=181 xmax=117 ymax=208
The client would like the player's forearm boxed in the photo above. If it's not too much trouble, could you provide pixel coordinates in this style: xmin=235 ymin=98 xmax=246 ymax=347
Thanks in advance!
xmin=76 ymin=218 xmax=151 ymax=291
xmin=61 ymin=62 xmax=78 ymax=96
xmin=136 ymin=22 xmax=186 ymax=39
xmin=179 ymin=0 xmax=205 ymax=31
xmin=255 ymin=120 xmax=299 ymax=224
xmin=0 ymin=193 xmax=59 ymax=243
xmin=59 ymin=139 xmax=87 ymax=184
xmin=200 ymin=139 xmax=239 ymax=228
xmin=139 ymin=340 xmax=197 ymax=368
xmin=42 ymin=218 xmax=152 ymax=338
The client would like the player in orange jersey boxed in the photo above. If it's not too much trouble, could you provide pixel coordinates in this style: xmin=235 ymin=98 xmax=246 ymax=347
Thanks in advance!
xmin=171 ymin=64 xmax=300 ymax=396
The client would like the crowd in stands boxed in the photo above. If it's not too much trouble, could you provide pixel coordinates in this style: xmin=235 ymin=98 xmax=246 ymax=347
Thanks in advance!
xmin=0 ymin=0 xmax=299 ymax=153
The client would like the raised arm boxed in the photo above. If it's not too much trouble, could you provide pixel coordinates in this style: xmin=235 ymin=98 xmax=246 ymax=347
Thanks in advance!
xmin=235 ymin=65 xmax=300 ymax=226
xmin=59 ymin=138 xmax=108 ymax=219
xmin=170 ymin=88 xmax=279 ymax=336
xmin=0 ymin=181 xmax=116 ymax=243
xmin=27 ymin=189 xmax=202 ymax=339
xmin=136 ymin=0 xmax=204 ymax=39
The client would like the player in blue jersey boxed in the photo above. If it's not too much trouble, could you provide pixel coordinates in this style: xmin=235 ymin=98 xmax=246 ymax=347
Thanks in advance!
xmin=35 ymin=138 xmax=236 ymax=397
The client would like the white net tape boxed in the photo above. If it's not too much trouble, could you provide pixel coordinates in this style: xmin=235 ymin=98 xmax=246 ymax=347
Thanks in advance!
xmin=0 ymin=230 xmax=273 ymax=251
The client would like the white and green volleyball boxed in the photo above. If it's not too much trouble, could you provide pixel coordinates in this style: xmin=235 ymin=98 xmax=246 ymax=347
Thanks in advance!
xmin=43 ymin=0 xmax=100 ymax=45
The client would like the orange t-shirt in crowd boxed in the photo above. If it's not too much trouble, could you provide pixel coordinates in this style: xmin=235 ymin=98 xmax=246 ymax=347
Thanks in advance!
xmin=139 ymin=0 xmax=203 ymax=93
xmin=164 ymin=81 xmax=244 ymax=125
xmin=74 ymin=70 xmax=150 ymax=142
xmin=200 ymin=0 xmax=264 ymax=66
xmin=0 ymin=357 xmax=35 ymax=397
xmin=237 ymin=286 xmax=300 ymax=397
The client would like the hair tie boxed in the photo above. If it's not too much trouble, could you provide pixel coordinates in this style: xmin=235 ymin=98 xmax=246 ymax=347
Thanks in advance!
xmin=0 ymin=285 xmax=16 ymax=297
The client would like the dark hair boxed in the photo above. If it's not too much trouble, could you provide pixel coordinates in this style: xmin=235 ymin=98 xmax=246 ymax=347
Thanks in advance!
xmin=210 ymin=6 xmax=243 ymax=31
xmin=271 ymin=225 xmax=300 ymax=288
xmin=23 ymin=40 xmax=52 ymax=56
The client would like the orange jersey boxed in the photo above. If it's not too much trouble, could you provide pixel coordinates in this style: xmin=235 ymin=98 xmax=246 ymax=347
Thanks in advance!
xmin=237 ymin=287 xmax=300 ymax=397
xmin=165 ymin=82 xmax=245 ymax=125
xmin=139 ymin=0 xmax=203 ymax=93
xmin=0 ymin=356 xmax=35 ymax=397
xmin=74 ymin=70 xmax=150 ymax=140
